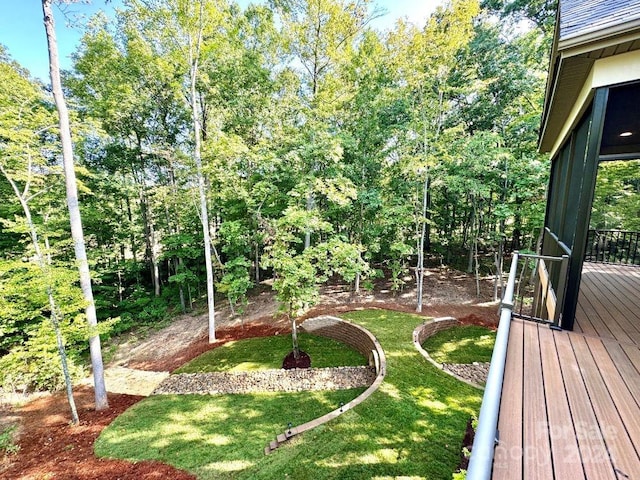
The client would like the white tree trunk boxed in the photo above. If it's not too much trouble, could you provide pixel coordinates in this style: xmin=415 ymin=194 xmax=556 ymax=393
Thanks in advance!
xmin=42 ymin=0 xmax=108 ymax=410
xmin=189 ymin=0 xmax=216 ymax=342
xmin=416 ymin=171 xmax=429 ymax=313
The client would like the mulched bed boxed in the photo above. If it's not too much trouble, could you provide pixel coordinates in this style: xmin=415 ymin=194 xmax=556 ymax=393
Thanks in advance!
xmin=282 ymin=350 xmax=311 ymax=369
xmin=1 ymin=321 xmax=290 ymax=480
xmin=0 ymin=387 xmax=195 ymax=480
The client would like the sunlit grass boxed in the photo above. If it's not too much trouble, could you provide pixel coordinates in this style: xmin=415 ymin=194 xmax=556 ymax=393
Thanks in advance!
xmin=96 ymin=310 xmax=483 ymax=479
xmin=422 ymin=325 xmax=496 ymax=364
xmin=175 ymin=332 xmax=367 ymax=373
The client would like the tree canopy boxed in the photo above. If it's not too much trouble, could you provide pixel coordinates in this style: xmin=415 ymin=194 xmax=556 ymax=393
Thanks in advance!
xmin=1 ymin=0 xmax=556 ymax=392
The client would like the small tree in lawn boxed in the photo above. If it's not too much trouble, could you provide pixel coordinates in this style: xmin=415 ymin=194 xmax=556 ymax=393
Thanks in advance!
xmin=263 ymin=206 xmax=368 ymax=361
xmin=263 ymin=207 xmax=328 ymax=360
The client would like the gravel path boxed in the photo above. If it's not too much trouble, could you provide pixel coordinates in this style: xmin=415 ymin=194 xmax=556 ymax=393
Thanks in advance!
xmin=153 ymin=366 xmax=376 ymax=395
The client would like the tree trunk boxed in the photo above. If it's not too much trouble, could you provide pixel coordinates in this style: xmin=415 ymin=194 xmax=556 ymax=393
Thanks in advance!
xmin=304 ymin=191 xmax=314 ymax=249
xmin=49 ymin=292 xmax=79 ymax=424
xmin=125 ymin=192 xmax=137 ymax=262
xmin=138 ymin=184 xmax=160 ymax=296
xmin=150 ymin=218 xmax=161 ymax=296
xmin=255 ymin=242 xmax=260 ymax=283
xmin=189 ymin=0 xmax=216 ymax=342
xmin=290 ymin=307 xmax=300 ymax=360
xmin=0 ymin=164 xmax=80 ymax=424
xmin=416 ymin=170 xmax=429 ymax=312
xmin=42 ymin=0 xmax=108 ymax=411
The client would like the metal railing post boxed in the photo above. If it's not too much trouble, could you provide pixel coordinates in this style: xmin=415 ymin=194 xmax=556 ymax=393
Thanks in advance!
xmin=554 ymin=254 xmax=570 ymax=328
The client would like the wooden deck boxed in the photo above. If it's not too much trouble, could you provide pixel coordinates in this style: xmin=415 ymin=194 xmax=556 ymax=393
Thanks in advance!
xmin=492 ymin=262 xmax=640 ymax=479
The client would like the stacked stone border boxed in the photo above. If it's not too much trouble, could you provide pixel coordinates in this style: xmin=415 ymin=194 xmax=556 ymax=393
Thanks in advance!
xmin=413 ymin=316 xmax=485 ymax=390
xmin=264 ymin=315 xmax=387 ymax=455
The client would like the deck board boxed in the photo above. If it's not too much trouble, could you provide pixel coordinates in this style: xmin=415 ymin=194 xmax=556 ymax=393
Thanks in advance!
xmin=492 ymin=263 xmax=640 ymax=479
xmin=576 ymin=263 xmax=640 ymax=345
xmin=523 ymin=322 xmax=553 ymax=479
xmin=583 ymin=267 xmax=640 ymax=343
xmin=538 ymin=327 xmax=584 ymax=480
xmin=493 ymin=319 xmax=524 ymax=480
xmin=572 ymin=336 xmax=640 ymax=477
xmin=553 ymin=330 xmax=615 ymax=480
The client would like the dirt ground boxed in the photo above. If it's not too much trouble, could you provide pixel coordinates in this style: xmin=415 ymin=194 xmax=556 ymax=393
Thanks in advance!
xmin=1 ymin=267 xmax=499 ymax=479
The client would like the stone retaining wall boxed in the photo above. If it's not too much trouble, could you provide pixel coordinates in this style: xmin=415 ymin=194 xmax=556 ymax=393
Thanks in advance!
xmin=265 ymin=315 xmax=386 ymax=455
xmin=300 ymin=315 xmax=380 ymax=370
xmin=413 ymin=316 xmax=460 ymax=345
xmin=413 ymin=317 xmax=486 ymax=390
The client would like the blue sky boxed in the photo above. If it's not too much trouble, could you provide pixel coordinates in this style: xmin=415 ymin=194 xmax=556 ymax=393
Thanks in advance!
xmin=0 ymin=0 xmax=443 ymax=82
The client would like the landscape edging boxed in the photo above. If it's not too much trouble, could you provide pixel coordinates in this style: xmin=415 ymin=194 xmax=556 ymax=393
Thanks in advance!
xmin=264 ymin=315 xmax=386 ymax=455
xmin=413 ymin=316 xmax=486 ymax=390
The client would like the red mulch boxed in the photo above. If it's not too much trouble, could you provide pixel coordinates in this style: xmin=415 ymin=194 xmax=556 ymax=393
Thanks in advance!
xmin=282 ymin=350 xmax=312 ymax=369
xmin=1 ymin=387 xmax=196 ymax=480
xmin=1 ymin=303 xmax=498 ymax=479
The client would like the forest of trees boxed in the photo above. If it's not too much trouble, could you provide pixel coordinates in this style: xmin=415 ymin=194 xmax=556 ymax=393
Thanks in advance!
xmin=0 ymin=0 xmax=554 ymax=393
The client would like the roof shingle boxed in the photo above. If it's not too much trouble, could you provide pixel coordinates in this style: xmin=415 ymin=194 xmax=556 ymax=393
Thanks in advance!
xmin=560 ymin=0 xmax=640 ymax=42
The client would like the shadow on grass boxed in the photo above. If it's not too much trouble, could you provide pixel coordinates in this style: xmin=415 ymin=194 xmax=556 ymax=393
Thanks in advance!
xmin=96 ymin=309 xmax=483 ymax=480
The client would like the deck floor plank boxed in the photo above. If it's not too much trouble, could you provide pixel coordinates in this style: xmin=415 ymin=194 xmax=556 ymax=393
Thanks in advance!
xmin=571 ymin=335 xmax=640 ymax=478
xmin=603 ymin=340 xmax=640 ymax=406
xmin=577 ymin=264 xmax=640 ymax=345
xmin=553 ymin=331 xmax=616 ymax=480
xmin=493 ymin=319 xmax=525 ymax=480
xmin=523 ymin=322 xmax=553 ymax=479
xmin=574 ymin=301 xmax=598 ymax=337
xmin=538 ymin=326 xmax=585 ymax=480
xmin=585 ymin=337 xmax=640 ymax=455
xmin=579 ymin=280 xmax=636 ymax=345
xmin=584 ymin=265 xmax=640 ymax=343
xmin=492 ymin=263 xmax=640 ymax=480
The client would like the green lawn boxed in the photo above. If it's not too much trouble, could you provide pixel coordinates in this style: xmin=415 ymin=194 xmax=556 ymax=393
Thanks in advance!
xmin=175 ymin=332 xmax=367 ymax=373
xmin=421 ymin=325 xmax=496 ymax=364
xmin=95 ymin=310 xmax=483 ymax=479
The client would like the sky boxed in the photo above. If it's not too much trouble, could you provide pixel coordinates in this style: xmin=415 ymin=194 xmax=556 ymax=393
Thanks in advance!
xmin=0 ymin=0 xmax=444 ymax=82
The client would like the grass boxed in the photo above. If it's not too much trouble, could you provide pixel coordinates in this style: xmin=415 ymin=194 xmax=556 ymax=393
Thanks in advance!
xmin=0 ymin=425 xmax=20 ymax=455
xmin=421 ymin=325 xmax=496 ymax=364
xmin=175 ymin=332 xmax=367 ymax=373
xmin=95 ymin=309 xmax=483 ymax=479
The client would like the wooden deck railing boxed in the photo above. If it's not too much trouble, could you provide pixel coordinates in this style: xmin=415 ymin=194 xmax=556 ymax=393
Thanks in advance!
xmin=585 ymin=229 xmax=640 ymax=265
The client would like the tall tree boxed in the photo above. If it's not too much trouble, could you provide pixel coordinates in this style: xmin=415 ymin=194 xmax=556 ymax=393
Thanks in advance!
xmin=185 ymin=0 xmax=217 ymax=342
xmin=390 ymin=0 xmax=480 ymax=311
xmin=0 ymin=54 xmax=79 ymax=423
xmin=41 ymin=0 xmax=108 ymax=410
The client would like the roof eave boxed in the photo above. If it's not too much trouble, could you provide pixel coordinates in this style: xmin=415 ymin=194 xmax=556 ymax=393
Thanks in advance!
xmin=559 ymin=17 xmax=640 ymax=52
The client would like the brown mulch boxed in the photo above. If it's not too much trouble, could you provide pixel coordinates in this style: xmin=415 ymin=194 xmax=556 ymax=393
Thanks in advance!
xmin=0 ymin=387 xmax=196 ymax=480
